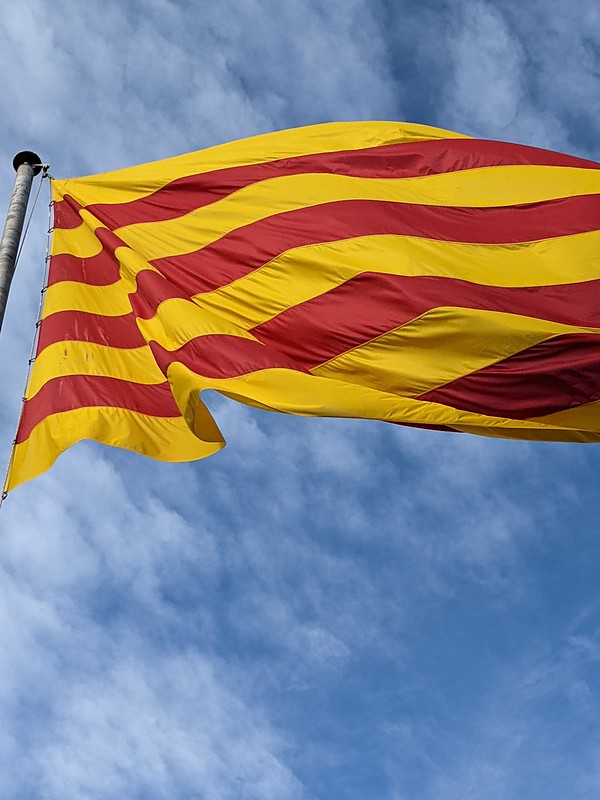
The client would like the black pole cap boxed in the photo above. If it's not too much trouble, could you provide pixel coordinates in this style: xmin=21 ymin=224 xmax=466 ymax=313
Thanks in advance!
xmin=13 ymin=151 xmax=43 ymax=176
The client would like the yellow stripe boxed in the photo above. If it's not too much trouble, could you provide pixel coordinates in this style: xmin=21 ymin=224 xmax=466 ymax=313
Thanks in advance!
xmin=53 ymin=121 xmax=466 ymax=205
xmin=115 ymin=167 xmax=600 ymax=262
xmin=27 ymin=341 xmax=166 ymax=399
xmin=137 ymin=297 xmax=259 ymax=351
xmin=52 ymin=219 xmax=103 ymax=258
xmin=403 ymin=164 xmax=600 ymax=204
xmin=165 ymin=363 xmax=600 ymax=443
xmin=444 ymin=422 xmax=599 ymax=441
xmin=43 ymin=280 xmax=132 ymax=318
xmin=310 ymin=308 xmax=597 ymax=396
xmin=6 ymin=407 xmax=222 ymax=492
xmin=194 ymin=231 xmax=600 ymax=331
xmin=529 ymin=400 xmax=600 ymax=430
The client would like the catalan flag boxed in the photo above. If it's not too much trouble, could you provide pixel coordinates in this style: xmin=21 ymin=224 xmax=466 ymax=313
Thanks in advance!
xmin=6 ymin=122 xmax=600 ymax=491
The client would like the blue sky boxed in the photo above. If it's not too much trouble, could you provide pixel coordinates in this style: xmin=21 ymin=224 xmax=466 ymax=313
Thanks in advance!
xmin=0 ymin=1 xmax=599 ymax=798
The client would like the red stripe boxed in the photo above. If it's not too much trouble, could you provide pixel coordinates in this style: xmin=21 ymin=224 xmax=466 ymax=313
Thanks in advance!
xmin=418 ymin=333 xmax=600 ymax=418
xmin=149 ymin=335 xmax=309 ymax=379
xmin=250 ymin=273 xmax=600 ymax=368
xmin=48 ymin=248 xmax=122 ymax=287
xmin=36 ymin=311 xmax=144 ymax=354
xmin=17 ymin=376 xmax=180 ymax=443
xmin=53 ymin=195 xmax=82 ymax=229
xmin=148 ymin=196 xmax=600 ymax=304
xmin=53 ymin=138 xmax=600 ymax=230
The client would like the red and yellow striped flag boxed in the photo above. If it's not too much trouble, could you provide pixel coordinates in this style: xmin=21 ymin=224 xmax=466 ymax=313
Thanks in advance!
xmin=7 ymin=121 xmax=600 ymax=490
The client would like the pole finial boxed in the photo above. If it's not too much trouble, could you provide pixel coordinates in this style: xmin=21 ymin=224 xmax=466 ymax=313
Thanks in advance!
xmin=12 ymin=151 xmax=42 ymax=176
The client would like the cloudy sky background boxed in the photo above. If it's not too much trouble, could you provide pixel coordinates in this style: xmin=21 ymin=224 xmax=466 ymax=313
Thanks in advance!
xmin=0 ymin=1 xmax=599 ymax=797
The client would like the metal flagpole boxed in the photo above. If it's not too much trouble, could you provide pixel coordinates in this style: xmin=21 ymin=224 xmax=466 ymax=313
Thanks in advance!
xmin=0 ymin=151 xmax=42 ymax=335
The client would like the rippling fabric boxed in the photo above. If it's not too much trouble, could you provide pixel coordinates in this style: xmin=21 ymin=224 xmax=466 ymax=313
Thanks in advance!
xmin=7 ymin=121 xmax=600 ymax=491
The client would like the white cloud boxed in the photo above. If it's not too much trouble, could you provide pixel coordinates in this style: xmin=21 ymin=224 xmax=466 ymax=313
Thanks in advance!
xmin=448 ymin=1 xmax=526 ymax=134
xmin=443 ymin=0 xmax=600 ymax=154
xmin=23 ymin=653 xmax=306 ymax=799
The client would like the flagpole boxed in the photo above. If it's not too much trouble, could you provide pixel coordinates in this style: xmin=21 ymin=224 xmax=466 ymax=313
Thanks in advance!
xmin=0 ymin=151 xmax=42 ymax=335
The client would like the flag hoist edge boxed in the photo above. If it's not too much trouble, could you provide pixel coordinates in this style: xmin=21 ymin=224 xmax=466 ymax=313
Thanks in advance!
xmin=7 ymin=121 xmax=600 ymax=490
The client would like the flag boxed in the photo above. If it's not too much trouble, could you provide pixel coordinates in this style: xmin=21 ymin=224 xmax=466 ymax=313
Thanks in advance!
xmin=6 ymin=121 xmax=600 ymax=491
